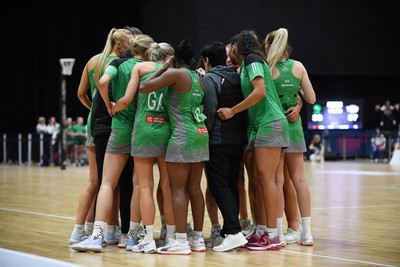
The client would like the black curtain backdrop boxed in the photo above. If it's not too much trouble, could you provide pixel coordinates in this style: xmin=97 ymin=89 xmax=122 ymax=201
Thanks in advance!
xmin=1 ymin=0 xmax=399 ymax=133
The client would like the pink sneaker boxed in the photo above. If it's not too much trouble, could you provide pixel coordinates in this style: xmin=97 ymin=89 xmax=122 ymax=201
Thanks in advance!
xmin=264 ymin=235 xmax=283 ymax=250
xmin=246 ymin=232 xmax=282 ymax=251
xmin=245 ymin=232 xmax=264 ymax=249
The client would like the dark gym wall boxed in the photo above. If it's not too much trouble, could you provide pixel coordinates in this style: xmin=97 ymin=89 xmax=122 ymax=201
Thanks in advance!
xmin=1 ymin=0 xmax=398 ymax=133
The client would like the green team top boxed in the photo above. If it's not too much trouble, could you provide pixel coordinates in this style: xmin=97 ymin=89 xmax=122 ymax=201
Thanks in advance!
xmin=274 ymin=59 xmax=306 ymax=151
xmin=164 ymin=68 xmax=209 ymax=162
xmin=86 ymin=54 xmax=119 ymax=138
xmin=104 ymin=57 xmax=144 ymax=129
xmin=132 ymin=62 xmax=170 ymax=157
xmin=240 ymin=54 xmax=285 ymax=129
xmin=274 ymin=59 xmax=301 ymax=113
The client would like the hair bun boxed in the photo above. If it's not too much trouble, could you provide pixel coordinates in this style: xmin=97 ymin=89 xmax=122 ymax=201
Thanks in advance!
xmin=180 ymin=39 xmax=191 ymax=49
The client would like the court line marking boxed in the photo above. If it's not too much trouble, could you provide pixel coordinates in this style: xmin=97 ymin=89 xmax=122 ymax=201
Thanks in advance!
xmin=282 ymin=250 xmax=399 ymax=267
xmin=313 ymin=204 xmax=400 ymax=210
xmin=0 ymin=207 xmax=398 ymax=267
xmin=0 ymin=207 xmax=75 ymax=220
xmin=313 ymin=170 xmax=400 ymax=176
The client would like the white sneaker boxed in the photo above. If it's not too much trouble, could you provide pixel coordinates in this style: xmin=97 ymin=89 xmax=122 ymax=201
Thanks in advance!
xmin=213 ymin=232 xmax=248 ymax=252
xmin=279 ymin=233 xmax=286 ymax=247
xmin=117 ymin=233 xmax=128 ymax=248
xmin=284 ymin=228 xmax=301 ymax=244
xmin=165 ymin=237 xmax=175 ymax=246
xmin=157 ymin=239 xmax=192 ymax=255
xmin=69 ymin=231 xmax=89 ymax=244
xmin=131 ymin=239 xmax=157 ymax=253
xmin=125 ymin=236 xmax=138 ymax=251
xmin=104 ymin=230 xmax=119 ymax=245
xmin=299 ymin=232 xmax=314 ymax=246
xmin=70 ymin=236 xmax=103 ymax=252
xmin=188 ymin=236 xmax=206 ymax=252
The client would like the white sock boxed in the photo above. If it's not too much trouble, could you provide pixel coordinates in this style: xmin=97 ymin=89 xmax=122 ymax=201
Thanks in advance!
xmin=92 ymin=221 xmax=106 ymax=238
xmin=191 ymin=231 xmax=203 ymax=240
xmin=128 ymin=221 xmax=140 ymax=237
xmin=175 ymin=232 xmax=187 ymax=244
xmin=166 ymin=224 xmax=175 ymax=239
xmin=277 ymin=218 xmax=283 ymax=236
xmin=301 ymin=217 xmax=311 ymax=234
xmin=266 ymin=228 xmax=278 ymax=238
xmin=144 ymin=225 xmax=154 ymax=242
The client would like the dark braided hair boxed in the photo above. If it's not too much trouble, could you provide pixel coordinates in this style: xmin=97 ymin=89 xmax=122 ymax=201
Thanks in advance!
xmin=230 ymin=30 xmax=264 ymax=59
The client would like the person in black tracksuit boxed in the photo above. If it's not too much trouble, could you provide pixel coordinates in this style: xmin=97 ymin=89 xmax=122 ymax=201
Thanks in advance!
xmin=200 ymin=41 xmax=248 ymax=251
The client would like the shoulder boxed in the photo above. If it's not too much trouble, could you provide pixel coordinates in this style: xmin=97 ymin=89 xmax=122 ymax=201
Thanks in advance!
xmin=244 ymin=54 xmax=264 ymax=67
xmin=137 ymin=61 xmax=156 ymax=73
xmin=293 ymin=60 xmax=305 ymax=70
xmin=87 ymin=54 xmax=100 ymax=69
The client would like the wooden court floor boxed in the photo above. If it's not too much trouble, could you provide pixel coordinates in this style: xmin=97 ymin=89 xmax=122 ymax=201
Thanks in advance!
xmin=0 ymin=161 xmax=399 ymax=267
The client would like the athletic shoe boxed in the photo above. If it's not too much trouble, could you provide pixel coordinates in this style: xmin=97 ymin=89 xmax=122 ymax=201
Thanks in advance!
xmin=104 ymin=230 xmax=120 ymax=245
xmin=299 ymin=232 xmax=314 ymax=246
xmin=213 ymin=232 xmax=248 ymax=252
xmin=284 ymin=228 xmax=301 ymax=244
xmin=246 ymin=232 xmax=282 ymax=251
xmin=131 ymin=239 xmax=157 ymax=254
xmin=188 ymin=236 xmax=206 ymax=252
xmin=69 ymin=231 xmax=89 ymax=244
xmin=245 ymin=231 xmax=262 ymax=246
xmin=125 ymin=236 xmax=138 ymax=251
xmin=264 ymin=235 xmax=283 ymax=250
xmin=165 ymin=237 xmax=175 ymax=246
xmin=240 ymin=218 xmax=251 ymax=231
xmin=242 ymin=223 xmax=256 ymax=239
xmin=118 ymin=233 xmax=128 ymax=248
xmin=207 ymin=224 xmax=221 ymax=248
xmin=159 ymin=223 xmax=167 ymax=241
xmin=157 ymin=239 xmax=192 ymax=255
xmin=279 ymin=234 xmax=286 ymax=247
xmin=70 ymin=236 xmax=103 ymax=252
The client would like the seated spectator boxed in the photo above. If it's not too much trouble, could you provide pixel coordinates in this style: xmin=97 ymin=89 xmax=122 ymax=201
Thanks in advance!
xmin=309 ymin=134 xmax=324 ymax=162
xmin=371 ymin=127 xmax=386 ymax=163
xmin=36 ymin=116 xmax=48 ymax=134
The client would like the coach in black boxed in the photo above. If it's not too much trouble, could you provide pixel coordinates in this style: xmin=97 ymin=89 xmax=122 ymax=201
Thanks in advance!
xmin=200 ymin=41 xmax=248 ymax=252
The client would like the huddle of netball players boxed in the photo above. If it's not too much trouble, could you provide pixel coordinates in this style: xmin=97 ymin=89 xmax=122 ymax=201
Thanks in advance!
xmin=69 ymin=26 xmax=316 ymax=255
